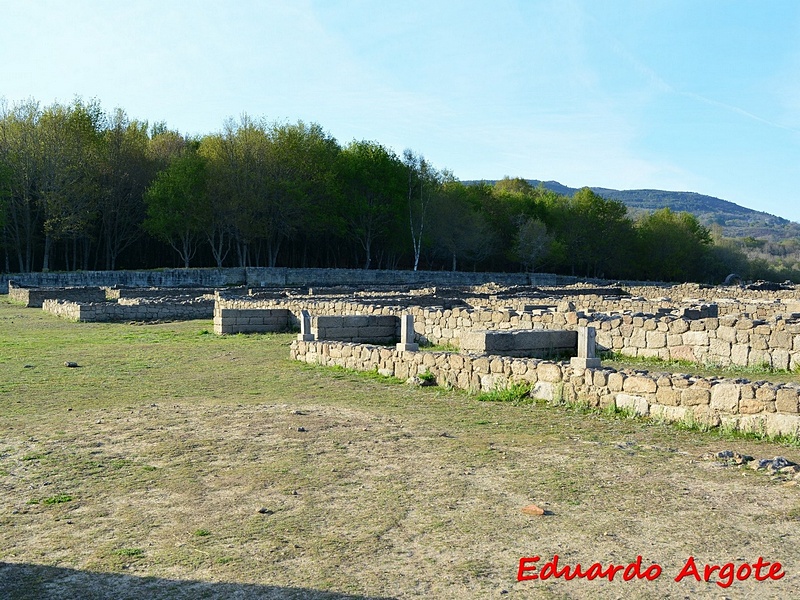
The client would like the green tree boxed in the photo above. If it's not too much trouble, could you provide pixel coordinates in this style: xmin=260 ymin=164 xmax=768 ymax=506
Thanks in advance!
xmin=547 ymin=188 xmax=635 ymax=278
xmin=403 ymin=149 xmax=443 ymax=271
xmin=143 ymin=150 xmax=207 ymax=268
xmin=429 ymin=180 xmax=497 ymax=271
xmin=37 ymin=99 xmax=104 ymax=271
xmin=339 ymin=140 xmax=405 ymax=269
xmin=0 ymin=99 xmax=42 ymax=272
xmin=513 ymin=217 xmax=552 ymax=273
xmin=98 ymin=109 xmax=155 ymax=270
xmin=636 ymin=208 xmax=712 ymax=281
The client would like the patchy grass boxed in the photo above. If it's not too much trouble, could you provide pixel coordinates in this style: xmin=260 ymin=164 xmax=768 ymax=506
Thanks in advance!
xmin=3 ymin=296 xmax=800 ymax=599
xmin=475 ymin=382 xmax=532 ymax=404
xmin=420 ymin=341 xmax=460 ymax=353
xmin=601 ymin=350 xmax=800 ymax=384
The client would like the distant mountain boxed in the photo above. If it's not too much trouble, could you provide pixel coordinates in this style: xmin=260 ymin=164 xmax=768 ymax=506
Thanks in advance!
xmin=488 ymin=179 xmax=800 ymax=242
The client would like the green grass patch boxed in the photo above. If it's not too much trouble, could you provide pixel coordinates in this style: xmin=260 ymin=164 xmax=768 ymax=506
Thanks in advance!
xmin=475 ymin=382 xmax=532 ymax=404
xmin=600 ymin=350 xmax=800 ymax=383
xmin=41 ymin=493 xmax=73 ymax=505
xmin=113 ymin=547 xmax=144 ymax=557
xmin=419 ymin=341 xmax=460 ymax=353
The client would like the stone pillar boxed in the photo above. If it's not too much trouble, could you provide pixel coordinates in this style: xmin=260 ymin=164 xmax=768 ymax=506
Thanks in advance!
xmin=297 ymin=309 xmax=314 ymax=341
xmin=570 ymin=326 xmax=601 ymax=369
xmin=396 ymin=314 xmax=419 ymax=352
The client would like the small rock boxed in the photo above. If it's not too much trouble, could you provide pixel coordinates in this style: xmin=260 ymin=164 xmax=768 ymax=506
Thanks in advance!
xmin=257 ymin=507 xmax=274 ymax=515
xmin=757 ymin=457 xmax=794 ymax=471
xmin=64 ymin=361 xmax=78 ymax=368
xmin=521 ymin=504 xmax=545 ymax=516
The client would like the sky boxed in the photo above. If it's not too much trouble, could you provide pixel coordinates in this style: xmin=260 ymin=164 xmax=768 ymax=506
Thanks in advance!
xmin=2 ymin=0 xmax=800 ymax=222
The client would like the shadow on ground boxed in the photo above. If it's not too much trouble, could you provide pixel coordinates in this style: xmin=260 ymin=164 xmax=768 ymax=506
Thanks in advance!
xmin=0 ymin=562 xmax=396 ymax=600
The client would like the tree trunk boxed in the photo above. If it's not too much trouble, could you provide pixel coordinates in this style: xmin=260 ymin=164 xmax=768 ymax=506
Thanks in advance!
xmin=41 ymin=234 xmax=52 ymax=272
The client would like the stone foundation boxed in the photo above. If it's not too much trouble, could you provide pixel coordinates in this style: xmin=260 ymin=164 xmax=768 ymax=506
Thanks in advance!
xmin=8 ymin=281 xmax=106 ymax=308
xmin=459 ymin=329 xmax=577 ymax=358
xmin=43 ymin=298 xmax=214 ymax=322
xmin=290 ymin=340 xmax=800 ymax=437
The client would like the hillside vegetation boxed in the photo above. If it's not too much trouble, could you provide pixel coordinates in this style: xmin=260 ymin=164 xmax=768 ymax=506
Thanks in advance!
xmin=526 ymin=180 xmax=800 ymax=243
xmin=2 ymin=98 xmax=797 ymax=282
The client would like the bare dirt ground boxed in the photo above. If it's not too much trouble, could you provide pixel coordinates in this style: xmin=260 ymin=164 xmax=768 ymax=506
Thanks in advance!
xmin=2 ymin=299 xmax=800 ymax=599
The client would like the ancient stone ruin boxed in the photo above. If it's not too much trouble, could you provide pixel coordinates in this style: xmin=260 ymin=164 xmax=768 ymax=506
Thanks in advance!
xmin=7 ymin=269 xmax=800 ymax=439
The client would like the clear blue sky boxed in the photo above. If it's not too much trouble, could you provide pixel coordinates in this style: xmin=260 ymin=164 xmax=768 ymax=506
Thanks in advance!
xmin=3 ymin=0 xmax=800 ymax=222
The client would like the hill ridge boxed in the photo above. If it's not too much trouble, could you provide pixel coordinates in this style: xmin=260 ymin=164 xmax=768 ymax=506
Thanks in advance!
xmin=468 ymin=179 xmax=798 ymax=242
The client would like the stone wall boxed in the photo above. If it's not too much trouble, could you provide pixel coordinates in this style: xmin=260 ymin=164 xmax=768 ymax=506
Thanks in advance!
xmin=290 ymin=340 xmax=800 ymax=438
xmin=8 ymin=281 xmax=106 ymax=308
xmin=106 ymin=287 xmax=218 ymax=300
xmin=312 ymin=315 xmax=398 ymax=343
xmin=473 ymin=293 xmax=799 ymax=321
xmin=213 ymin=307 xmax=292 ymax=334
xmin=460 ymin=329 xmax=577 ymax=358
xmin=43 ymin=298 xmax=214 ymax=322
xmin=0 ymin=267 xmax=579 ymax=294
xmin=215 ymin=296 xmax=800 ymax=369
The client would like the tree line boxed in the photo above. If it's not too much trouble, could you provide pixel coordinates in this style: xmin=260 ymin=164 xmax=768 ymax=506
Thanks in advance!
xmin=0 ymin=98 xmax=790 ymax=283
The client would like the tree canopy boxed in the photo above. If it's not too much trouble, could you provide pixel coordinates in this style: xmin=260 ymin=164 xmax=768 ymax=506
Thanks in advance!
xmin=0 ymin=97 xmax=790 ymax=283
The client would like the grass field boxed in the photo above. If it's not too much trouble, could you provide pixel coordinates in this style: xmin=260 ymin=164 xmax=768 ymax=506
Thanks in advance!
xmin=2 ymin=296 xmax=800 ymax=599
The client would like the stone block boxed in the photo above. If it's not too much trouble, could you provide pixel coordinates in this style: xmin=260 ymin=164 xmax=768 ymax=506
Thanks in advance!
xmin=536 ymin=362 xmax=563 ymax=383
xmin=682 ymin=331 xmax=709 ymax=346
xmin=650 ymin=404 xmax=687 ymax=423
xmin=765 ymin=414 xmax=800 ymax=438
xmin=708 ymin=338 xmax=731 ymax=359
xmin=616 ymin=393 xmax=649 ymax=416
xmin=607 ymin=372 xmax=625 ymax=392
xmin=655 ymin=387 xmax=681 ymax=406
xmin=646 ymin=331 xmax=667 ymax=349
xmin=772 ymin=349 xmax=790 ymax=371
xmin=570 ymin=357 xmax=601 ymax=369
xmin=623 ymin=376 xmax=657 ymax=394
xmin=730 ymin=344 xmax=749 ymax=366
xmin=710 ymin=383 xmax=739 ymax=412
xmin=531 ymin=381 xmax=559 ymax=402
xmin=770 ymin=331 xmax=793 ymax=349
xmin=717 ymin=325 xmax=737 ymax=343
xmin=776 ymin=388 xmax=799 ymax=413
xmin=739 ymin=398 xmax=765 ymax=414
xmin=670 ymin=345 xmax=696 ymax=362
xmin=669 ymin=320 xmax=689 ymax=334
xmin=681 ymin=387 xmax=710 ymax=406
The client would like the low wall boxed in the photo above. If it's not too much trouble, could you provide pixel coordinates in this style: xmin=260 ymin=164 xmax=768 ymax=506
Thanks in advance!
xmin=213 ymin=308 xmax=292 ymax=334
xmin=216 ymin=296 xmax=800 ymax=370
xmin=43 ymin=298 xmax=214 ymax=322
xmin=0 ymin=267 xmax=580 ymax=294
xmin=313 ymin=315 xmax=398 ymax=343
xmin=106 ymin=287 xmax=219 ymax=300
xmin=460 ymin=329 xmax=577 ymax=358
xmin=290 ymin=340 xmax=800 ymax=438
xmin=8 ymin=281 xmax=106 ymax=308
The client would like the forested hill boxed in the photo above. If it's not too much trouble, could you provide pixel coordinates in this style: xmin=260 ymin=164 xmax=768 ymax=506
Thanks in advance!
xmin=498 ymin=180 xmax=800 ymax=242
